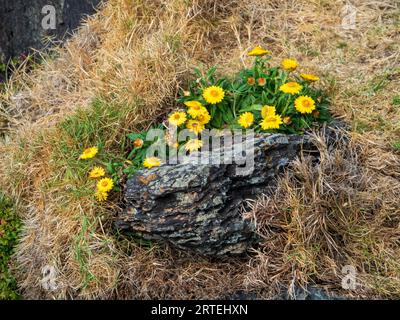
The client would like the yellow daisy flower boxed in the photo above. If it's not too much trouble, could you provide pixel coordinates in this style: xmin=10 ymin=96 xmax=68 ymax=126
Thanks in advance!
xmin=260 ymin=114 xmax=283 ymax=130
xmin=203 ymin=86 xmax=225 ymax=104
xmin=89 ymin=166 xmax=105 ymax=179
xmin=97 ymin=177 xmax=114 ymax=193
xmin=300 ymin=73 xmax=320 ymax=82
xmin=184 ymin=100 xmax=203 ymax=109
xmin=188 ymin=105 xmax=208 ymax=118
xmin=247 ymin=46 xmax=271 ymax=56
xmin=96 ymin=190 xmax=108 ymax=202
xmin=261 ymin=105 xmax=276 ymax=119
xmin=143 ymin=157 xmax=162 ymax=169
xmin=281 ymin=58 xmax=298 ymax=71
xmin=237 ymin=112 xmax=254 ymax=128
xmin=196 ymin=110 xmax=211 ymax=125
xmin=185 ymin=139 xmax=203 ymax=152
xmin=168 ymin=111 xmax=187 ymax=126
xmin=79 ymin=146 xmax=98 ymax=160
xmin=186 ymin=120 xmax=205 ymax=134
xmin=279 ymin=82 xmax=303 ymax=95
xmin=295 ymin=96 xmax=316 ymax=114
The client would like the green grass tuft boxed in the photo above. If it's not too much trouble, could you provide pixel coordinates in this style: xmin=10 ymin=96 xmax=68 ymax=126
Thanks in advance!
xmin=48 ymin=97 xmax=142 ymax=198
xmin=392 ymin=95 xmax=400 ymax=106
xmin=73 ymin=215 xmax=97 ymax=289
xmin=393 ymin=141 xmax=400 ymax=152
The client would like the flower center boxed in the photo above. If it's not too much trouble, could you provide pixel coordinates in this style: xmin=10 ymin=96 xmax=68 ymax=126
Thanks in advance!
xmin=210 ymin=90 xmax=219 ymax=97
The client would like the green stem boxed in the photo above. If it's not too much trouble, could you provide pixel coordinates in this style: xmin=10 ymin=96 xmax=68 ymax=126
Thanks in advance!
xmin=280 ymin=97 xmax=291 ymax=116
xmin=232 ymin=94 xmax=237 ymax=118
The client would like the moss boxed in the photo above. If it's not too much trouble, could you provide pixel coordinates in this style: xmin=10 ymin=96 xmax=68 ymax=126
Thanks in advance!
xmin=0 ymin=193 xmax=21 ymax=300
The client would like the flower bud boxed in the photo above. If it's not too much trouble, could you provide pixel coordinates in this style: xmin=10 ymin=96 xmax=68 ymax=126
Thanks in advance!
xmin=133 ymin=138 xmax=144 ymax=148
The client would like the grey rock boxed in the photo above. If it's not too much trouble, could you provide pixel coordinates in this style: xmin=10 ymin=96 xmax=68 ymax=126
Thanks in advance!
xmin=0 ymin=0 xmax=101 ymax=78
xmin=225 ymin=284 xmax=348 ymax=300
xmin=275 ymin=286 xmax=346 ymax=300
xmin=115 ymin=132 xmax=314 ymax=256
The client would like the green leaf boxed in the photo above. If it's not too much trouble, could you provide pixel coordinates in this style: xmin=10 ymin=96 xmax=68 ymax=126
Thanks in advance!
xmin=261 ymin=91 xmax=269 ymax=104
xmin=211 ymin=111 xmax=223 ymax=128
xmin=207 ymin=66 xmax=217 ymax=78
xmin=222 ymin=109 xmax=234 ymax=124
xmin=127 ymin=132 xmax=144 ymax=141
xmin=239 ymin=104 xmax=262 ymax=113
xmin=194 ymin=67 xmax=202 ymax=78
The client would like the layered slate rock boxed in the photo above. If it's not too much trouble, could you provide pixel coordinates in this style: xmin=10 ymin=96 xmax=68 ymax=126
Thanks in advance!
xmin=115 ymin=132 xmax=313 ymax=256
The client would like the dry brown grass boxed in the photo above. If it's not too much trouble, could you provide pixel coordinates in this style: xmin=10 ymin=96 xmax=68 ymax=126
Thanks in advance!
xmin=245 ymin=129 xmax=400 ymax=298
xmin=0 ymin=0 xmax=399 ymax=299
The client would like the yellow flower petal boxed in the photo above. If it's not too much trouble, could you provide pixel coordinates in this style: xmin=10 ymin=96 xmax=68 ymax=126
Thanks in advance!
xmin=97 ymin=177 xmax=114 ymax=192
xmin=196 ymin=110 xmax=211 ymax=125
xmin=279 ymin=82 xmax=303 ymax=95
xmin=237 ymin=112 xmax=254 ymax=128
xmin=186 ymin=120 xmax=205 ymax=134
xmin=261 ymin=106 xmax=276 ymax=119
xmin=260 ymin=114 xmax=283 ymax=130
xmin=143 ymin=157 xmax=162 ymax=169
xmin=79 ymin=147 xmax=98 ymax=160
xmin=188 ymin=105 xmax=208 ymax=118
xmin=295 ymin=96 xmax=316 ymax=114
xmin=184 ymin=101 xmax=203 ymax=109
xmin=168 ymin=111 xmax=187 ymax=126
xmin=185 ymin=139 xmax=203 ymax=152
xmin=281 ymin=58 xmax=298 ymax=71
xmin=248 ymin=46 xmax=271 ymax=56
xmin=300 ymin=73 xmax=320 ymax=82
xmin=96 ymin=190 xmax=108 ymax=202
xmin=89 ymin=166 xmax=105 ymax=179
xmin=203 ymin=86 xmax=225 ymax=104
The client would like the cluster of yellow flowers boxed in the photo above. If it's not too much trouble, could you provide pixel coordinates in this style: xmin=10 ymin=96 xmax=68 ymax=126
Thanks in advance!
xmin=141 ymin=87 xmax=224 ymax=170
xmin=139 ymin=46 xmax=322 ymax=170
xmin=79 ymin=147 xmax=114 ymax=202
xmin=238 ymin=47 xmax=320 ymax=130
xmin=168 ymin=97 xmax=217 ymax=133
xmin=166 ymin=89 xmax=224 ymax=150
xmin=237 ymin=105 xmax=285 ymax=130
